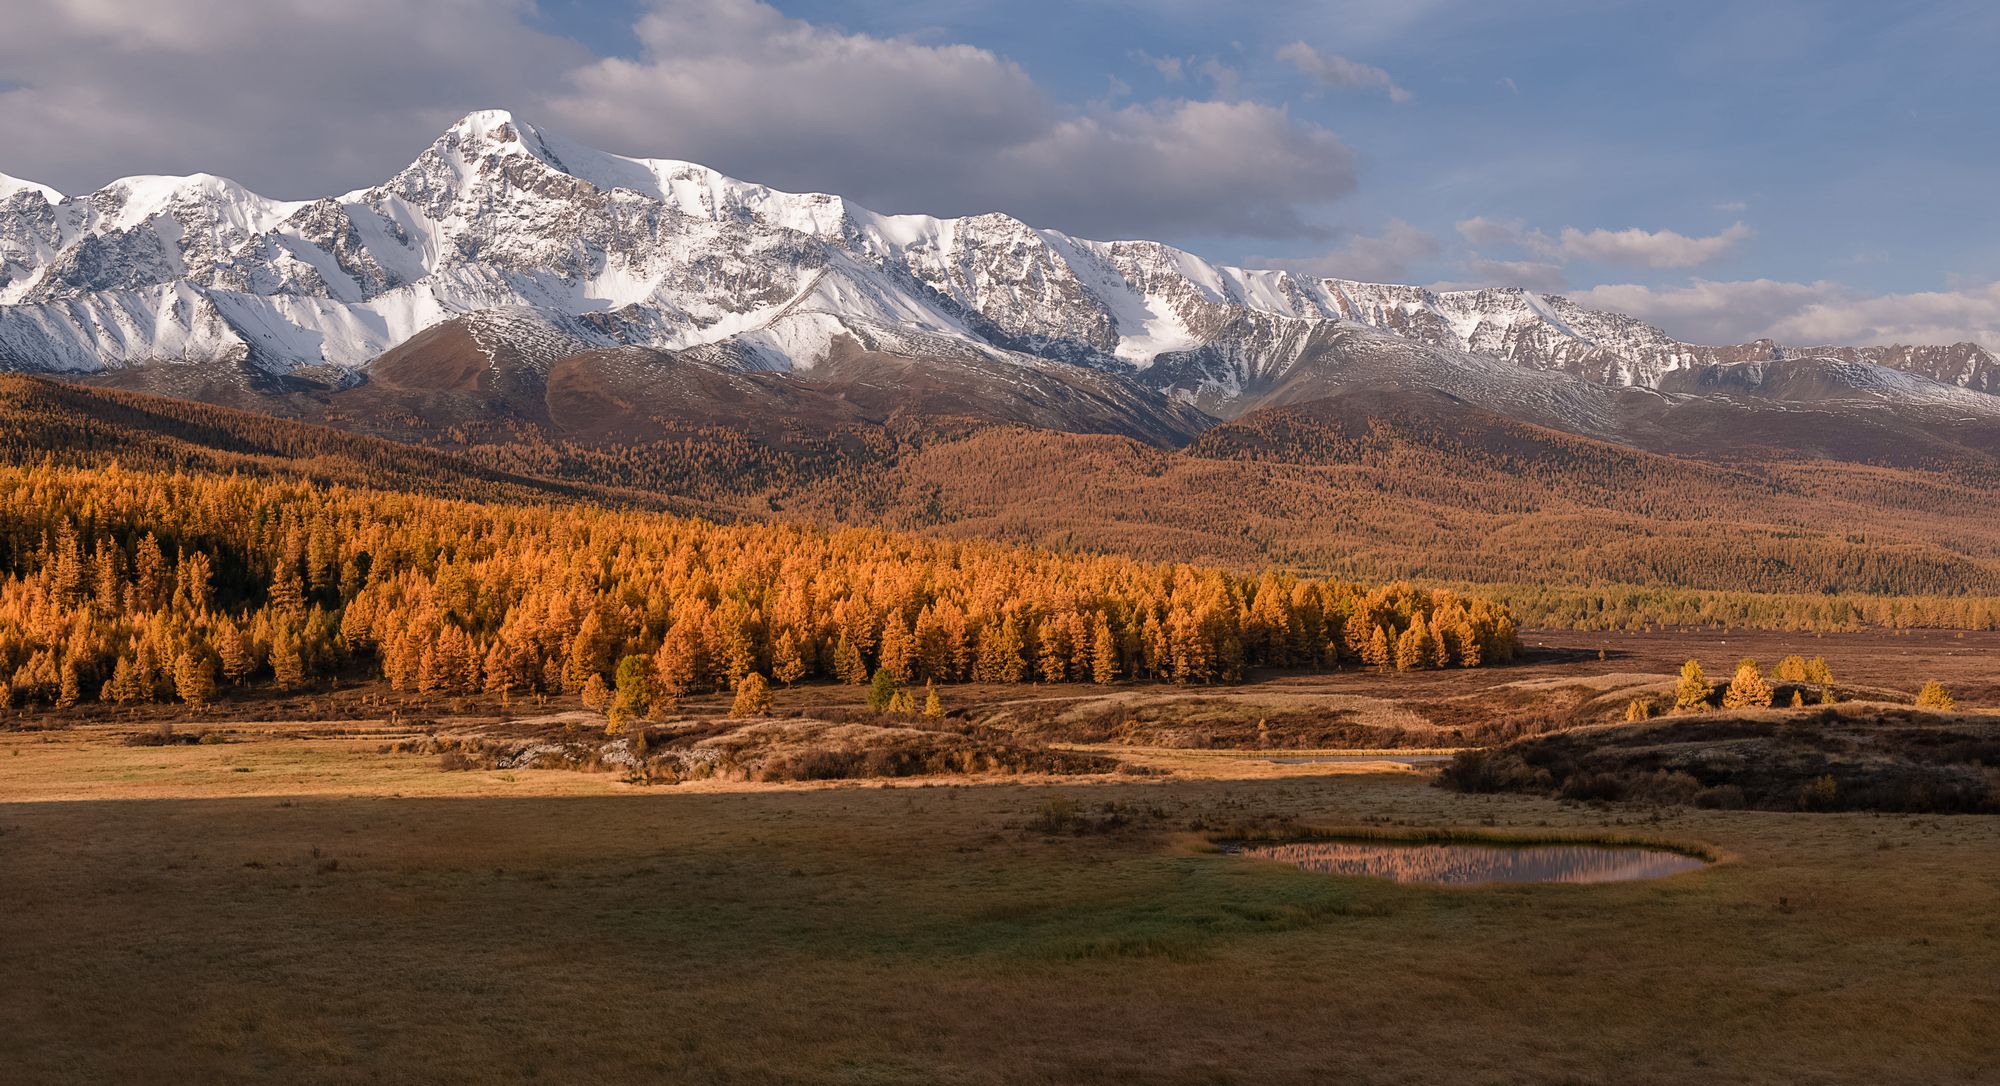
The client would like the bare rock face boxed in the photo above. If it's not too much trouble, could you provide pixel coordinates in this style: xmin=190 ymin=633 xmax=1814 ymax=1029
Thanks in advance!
xmin=0 ymin=109 xmax=1995 ymax=430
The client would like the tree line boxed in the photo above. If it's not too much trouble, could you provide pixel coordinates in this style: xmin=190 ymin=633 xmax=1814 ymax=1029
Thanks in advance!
xmin=0 ymin=463 xmax=1517 ymax=710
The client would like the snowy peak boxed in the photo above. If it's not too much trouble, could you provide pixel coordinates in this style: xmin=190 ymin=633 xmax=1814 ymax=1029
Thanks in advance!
xmin=441 ymin=109 xmax=558 ymax=161
xmin=0 ymin=172 xmax=62 ymax=205
xmin=0 ymin=109 xmax=1995 ymax=415
xmin=85 ymin=173 xmax=298 ymax=234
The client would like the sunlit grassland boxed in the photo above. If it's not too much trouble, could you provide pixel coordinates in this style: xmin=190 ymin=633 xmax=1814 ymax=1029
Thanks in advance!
xmin=1 ymin=733 xmax=1994 ymax=1084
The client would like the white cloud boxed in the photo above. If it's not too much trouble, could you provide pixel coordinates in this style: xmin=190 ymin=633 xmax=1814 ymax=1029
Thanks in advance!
xmin=0 ymin=0 xmax=1361 ymax=243
xmin=1138 ymin=52 xmax=1186 ymax=81
xmin=1556 ymin=222 xmax=1753 ymax=268
xmin=546 ymin=0 xmax=1357 ymax=239
xmin=1251 ymin=220 xmax=1440 ymax=282
xmin=1571 ymin=279 xmax=2000 ymax=348
xmin=1275 ymin=41 xmax=1411 ymax=102
xmin=0 ymin=0 xmax=586 ymax=197
xmin=1450 ymin=258 xmax=1568 ymax=293
xmin=1197 ymin=58 xmax=1243 ymax=100
xmin=1452 ymin=217 xmax=1751 ymax=269
xmin=1455 ymin=216 xmax=1528 ymax=248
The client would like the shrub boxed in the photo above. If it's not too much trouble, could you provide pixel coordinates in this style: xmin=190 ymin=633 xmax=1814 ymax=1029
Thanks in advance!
xmin=1559 ymin=771 xmax=1626 ymax=803
xmin=1915 ymin=681 xmax=1955 ymax=711
xmin=1625 ymin=697 xmax=1658 ymax=723
xmin=1024 ymin=798 xmax=1129 ymax=835
xmin=1026 ymin=797 xmax=1085 ymax=834
xmin=124 ymin=723 xmax=199 ymax=747
xmin=1693 ymin=784 xmax=1746 ymax=809
xmin=1630 ymin=770 xmax=1702 ymax=806
xmin=1436 ymin=749 xmax=1548 ymax=794
xmin=1798 ymin=774 xmax=1839 ymax=811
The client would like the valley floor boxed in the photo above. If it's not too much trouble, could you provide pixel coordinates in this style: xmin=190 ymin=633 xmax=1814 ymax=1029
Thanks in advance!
xmin=2 ymin=632 xmax=1997 ymax=1084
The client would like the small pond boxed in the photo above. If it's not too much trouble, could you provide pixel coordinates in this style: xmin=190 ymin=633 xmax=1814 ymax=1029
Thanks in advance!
xmin=1234 ymin=839 xmax=1707 ymax=886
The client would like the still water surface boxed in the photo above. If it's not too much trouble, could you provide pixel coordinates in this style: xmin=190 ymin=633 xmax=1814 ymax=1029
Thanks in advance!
xmin=1238 ymin=840 xmax=1706 ymax=885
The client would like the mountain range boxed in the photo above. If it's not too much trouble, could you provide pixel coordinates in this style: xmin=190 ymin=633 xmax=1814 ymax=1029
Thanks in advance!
xmin=3 ymin=108 xmax=1998 ymax=459
xmin=5 ymin=111 xmax=2000 ymax=615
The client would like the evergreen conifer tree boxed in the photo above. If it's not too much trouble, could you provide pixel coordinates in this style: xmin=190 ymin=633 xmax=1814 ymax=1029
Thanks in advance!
xmin=1674 ymin=659 xmax=1711 ymax=712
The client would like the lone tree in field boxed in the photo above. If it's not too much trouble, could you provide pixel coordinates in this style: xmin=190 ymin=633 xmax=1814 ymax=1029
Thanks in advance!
xmin=1625 ymin=697 xmax=1658 ymax=723
xmin=867 ymin=667 xmax=899 ymax=713
xmin=613 ymin=655 xmax=653 ymax=718
xmin=1915 ymin=681 xmax=1955 ymax=711
xmin=1775 ymin=655 xmax=1809 ymax=682
xmin=1723 ymin=658 xmax=1774 ymax=709
xmin=1674 ymin=659 xmax=1712 ymax=712
xmin=729 ymin=672 xmax=773 ymax=718
xmin=923 ymin=682 xmax=944 ymax=719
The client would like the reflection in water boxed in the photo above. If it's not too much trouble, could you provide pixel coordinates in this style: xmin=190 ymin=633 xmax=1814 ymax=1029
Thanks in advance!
xmin=1238 ymin=840 xmax=1706 ymax=885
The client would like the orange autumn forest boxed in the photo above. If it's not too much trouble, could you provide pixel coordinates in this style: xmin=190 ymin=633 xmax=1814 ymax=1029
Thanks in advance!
xmin=0 ymin=462 xmax=1516 ymax=712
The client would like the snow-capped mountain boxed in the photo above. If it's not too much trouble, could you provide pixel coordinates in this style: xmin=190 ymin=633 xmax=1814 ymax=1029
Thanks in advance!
xmin=1 ymin=109 xmax=1995 ymax=416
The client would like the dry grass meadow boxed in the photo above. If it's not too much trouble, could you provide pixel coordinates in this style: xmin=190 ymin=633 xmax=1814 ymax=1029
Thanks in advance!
xmin=3 ymin=630 xmax=1997 ymax=1084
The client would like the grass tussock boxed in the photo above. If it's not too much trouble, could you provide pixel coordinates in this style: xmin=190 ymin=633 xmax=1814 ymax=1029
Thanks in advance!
xmin=1024 ymin=797 xmax=1136 ymax=835
xmin=1055 ymin=935 xmax=1207 ymax=962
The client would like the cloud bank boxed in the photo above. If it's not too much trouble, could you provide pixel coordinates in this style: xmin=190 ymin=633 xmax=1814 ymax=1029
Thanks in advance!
xmin=1573 ymin=279 xmax=2000 ymax=347
xmin=1455 ymin=216 xmax=1752 ymax=269
xmin=0 ymin=0 xmax=1358 ymax=241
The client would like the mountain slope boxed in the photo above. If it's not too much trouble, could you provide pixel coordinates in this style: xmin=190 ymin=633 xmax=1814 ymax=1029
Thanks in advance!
xmin=0 ymin=374 xmax=664 ymax=507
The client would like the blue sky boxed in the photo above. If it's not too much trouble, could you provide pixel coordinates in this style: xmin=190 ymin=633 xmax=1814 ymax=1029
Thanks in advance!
xmin=3 ymin=0 xmax=1996 ymax=346
xmin=774 ymin=1 xmax=2000 ymax=298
